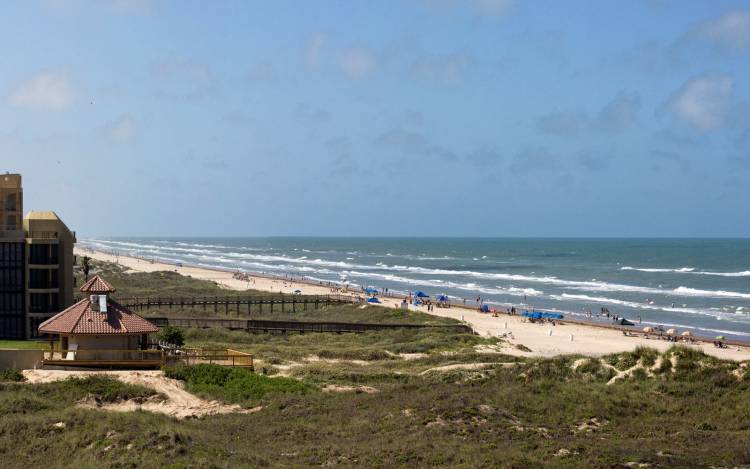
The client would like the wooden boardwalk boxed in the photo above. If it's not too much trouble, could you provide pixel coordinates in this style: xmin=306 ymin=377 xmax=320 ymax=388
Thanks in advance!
xmin=108 ymin=294 xmax=354 ymax=315
xmin=147 ymin=317 xmax=474 ymax=334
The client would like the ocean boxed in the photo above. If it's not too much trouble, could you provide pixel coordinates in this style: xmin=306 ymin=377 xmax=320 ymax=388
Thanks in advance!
xmin=81 ymin=237 xmax=750 ymax=340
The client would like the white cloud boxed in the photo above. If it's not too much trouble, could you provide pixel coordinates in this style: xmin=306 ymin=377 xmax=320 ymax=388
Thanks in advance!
xmin=106 ymin=114 xmax=137 ymax=142
xmin=410 ymin=52 xmax=475 ymax=85
xmin=338 ymin=48 xmax=376 ymax=79
xmin=594 ymin=92 xmax=641 ymax=131
xmin=8 ymin=71 xmax=74 ymax=110
xmin=305 ymin=32 xmax=327 ymax=68
xmin=695 ymin=9 xmax=750 ymax=50
xmin=664 ymin=74 xmax=734 ymax=131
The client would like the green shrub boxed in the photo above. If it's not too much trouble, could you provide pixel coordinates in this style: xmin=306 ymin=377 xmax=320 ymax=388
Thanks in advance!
xmin=0 ymin=395 xmax=48 ymax=414
xmin=656 ymin=358 xmax=672 ymax=374
xmin=0 ymin=368 xmax=25 ymax=382
xmin=163 ymin=364 xmax=308 ymax=405
xmin=61 ymin=375 xmax=157 ymax=403
xmin=158 ymin=325 xmax=185 ymax=347
xmin=317 ymin=349 xmax=392 ymax=361
xmin=634 ymin=347 xmax=658 ymax=367
xmin=615 ymin=353 xmax=638 ymax=371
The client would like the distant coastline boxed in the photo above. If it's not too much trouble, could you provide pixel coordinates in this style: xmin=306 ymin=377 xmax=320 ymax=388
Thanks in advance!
xmin=77 ymin=246 xmax=750 ymax=361
xmin=79 ymin=237 xmax=750 ymax=341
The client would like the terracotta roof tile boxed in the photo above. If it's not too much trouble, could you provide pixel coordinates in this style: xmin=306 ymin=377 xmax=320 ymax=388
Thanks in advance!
xmin=80 ymin=275 xmax=116 ymax=293
xmin=38 ymin=297 xmax=158 ymax=335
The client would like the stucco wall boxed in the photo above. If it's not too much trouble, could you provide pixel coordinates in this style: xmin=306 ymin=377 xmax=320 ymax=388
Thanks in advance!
xmin=68 ymin=334 xmax=141 ymax=360
xmin=0 ymin=349 xmax=43 ymax=370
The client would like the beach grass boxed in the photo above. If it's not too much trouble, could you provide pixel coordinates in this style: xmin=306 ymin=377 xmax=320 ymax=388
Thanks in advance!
xmin=163 ymin=364 xmax=309 ymax=406
xmin=1 ymin=347 xmax=750 ymax=467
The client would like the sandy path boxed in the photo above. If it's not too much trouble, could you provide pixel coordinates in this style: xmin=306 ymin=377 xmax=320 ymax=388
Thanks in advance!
xmin=23 ymin=369 xmax=260 ymax=419
xmin=78 ymin=248 xmax=750 ymax=362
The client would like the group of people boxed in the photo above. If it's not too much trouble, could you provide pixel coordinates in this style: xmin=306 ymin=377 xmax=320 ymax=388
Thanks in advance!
xmin=232 ymin=271 xmax=253 ymax=283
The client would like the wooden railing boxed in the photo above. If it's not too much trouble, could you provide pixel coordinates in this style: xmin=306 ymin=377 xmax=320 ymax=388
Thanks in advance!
xmin=165 ymin=348 xmax=254 ymax=369
xmin=147 ymin=316 xmax=474 ymax=334
xmin=75 ymin=294 xmax=355 ymax=315
xmin=43 ymin=348 xmax=164 ymax=362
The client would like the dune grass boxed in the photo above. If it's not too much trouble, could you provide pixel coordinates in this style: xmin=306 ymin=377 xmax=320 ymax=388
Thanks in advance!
xmin=163 ymin=364 xmax=308 ymax=406
xmin=0 ymin=258 xmax=739 ymax=466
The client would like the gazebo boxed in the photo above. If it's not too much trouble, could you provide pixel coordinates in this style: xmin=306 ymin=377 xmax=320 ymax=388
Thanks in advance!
xmin=38 ymin=275 xmax=161 ymax=367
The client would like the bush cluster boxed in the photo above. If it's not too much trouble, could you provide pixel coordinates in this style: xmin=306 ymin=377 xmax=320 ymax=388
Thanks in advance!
xmin=163 ymin=364 xmax=308 ymax=405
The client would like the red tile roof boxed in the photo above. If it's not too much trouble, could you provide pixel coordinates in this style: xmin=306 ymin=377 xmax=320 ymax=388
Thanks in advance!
xmin=38 ymin=297 xmax=158 ymax=335
xmin=80 ymin=275 xmax=116 ymax=293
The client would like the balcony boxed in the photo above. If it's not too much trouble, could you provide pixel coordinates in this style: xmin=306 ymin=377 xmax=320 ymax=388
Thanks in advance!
xmin=26 ymin=231 xmax=59 ymax=240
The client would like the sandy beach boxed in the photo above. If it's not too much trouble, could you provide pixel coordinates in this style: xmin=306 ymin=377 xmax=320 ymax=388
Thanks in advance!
xmin=77 ymin=247 xmax=750 ymax=361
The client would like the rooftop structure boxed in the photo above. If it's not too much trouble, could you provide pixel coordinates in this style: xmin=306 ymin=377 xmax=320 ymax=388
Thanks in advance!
xmin=39 ymin=275 xmax=159 ymax=367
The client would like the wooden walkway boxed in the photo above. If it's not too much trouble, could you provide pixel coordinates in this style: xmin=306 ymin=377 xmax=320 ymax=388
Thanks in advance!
xmin=109 ymin=295 xmax=354 ymax=315
xmin=147 ymin=317 xmax=474 ymax=334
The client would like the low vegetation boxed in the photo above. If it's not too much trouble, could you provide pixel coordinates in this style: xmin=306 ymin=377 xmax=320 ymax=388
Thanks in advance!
xmin=163 ymin=364 xmax=308 ymax=406
xmin=0 ymin=368 xmax=25 ymax=382
xmin=0 ymin=259 xmax=739 ymax=466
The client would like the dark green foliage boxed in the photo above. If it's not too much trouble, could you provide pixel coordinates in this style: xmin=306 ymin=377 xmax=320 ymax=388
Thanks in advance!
xmin=163 ymin=364 xmax=308 ymax=406
xmin=575 ymin=359 xmax=616 ymax=382
xmin=157 ymin=325 xmax=185 ymax=347
xmin=0 ymin=368 xmax=25 ymax=382
xmin=59 ymin=376 xmax=158 ymax=403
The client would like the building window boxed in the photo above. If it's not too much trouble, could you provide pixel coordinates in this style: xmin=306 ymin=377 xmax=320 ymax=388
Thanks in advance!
xmin=30 ymin=244 xmax=47 ymax=264
xmin=29 ymin=269 xmax=50 ymax=289
xmin=30 ymin=293 xmax=49 ymax=313
xmin=5 ymin=193 xmax=16 ymax=211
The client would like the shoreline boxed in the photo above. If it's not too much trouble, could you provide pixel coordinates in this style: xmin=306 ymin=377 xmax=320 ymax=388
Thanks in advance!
xmin=76 ymin=247 xmax=750 ymax=361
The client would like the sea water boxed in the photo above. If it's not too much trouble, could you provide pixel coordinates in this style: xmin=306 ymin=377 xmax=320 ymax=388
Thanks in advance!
xmin=81 ymin=237 xmax=750 ymax=340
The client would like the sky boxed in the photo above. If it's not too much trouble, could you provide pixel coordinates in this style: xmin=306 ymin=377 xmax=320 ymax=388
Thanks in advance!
xmin=1 ymin=0 xmax=749 ymax=237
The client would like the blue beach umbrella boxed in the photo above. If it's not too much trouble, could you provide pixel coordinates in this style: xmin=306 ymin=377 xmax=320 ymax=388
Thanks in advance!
xmin=437 ymin=294 xmax=449 ymax=302
xmin=367 ymin=297 xmax=381 ymax=303
xmin=414 ymin=291 xmax=429 ymax=298
xmin=363 ymin=287 xmax=378 ymax=294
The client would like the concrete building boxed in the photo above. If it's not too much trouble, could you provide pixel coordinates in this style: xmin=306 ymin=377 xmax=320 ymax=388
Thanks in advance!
xmin=0 ymin=174 xmax=76 ymax=339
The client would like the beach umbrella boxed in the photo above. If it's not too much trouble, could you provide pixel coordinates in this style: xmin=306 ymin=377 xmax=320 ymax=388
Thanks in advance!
xmin=367 ymin=297 xmax=381 ymax=303
xmin=414 ymin=291 xmax=429 ymax=298
xmin=294 ymin=289 xmax=302 ymax=294
xmin=363 ymin=287 xmax=378 ymax=294
xmin=681 ymin=331 xmax=692 ymax=337
xmin=666 ymin=328 xmax=677 ymax=336
xmin=437 ymin=294 xmax=449 ymax=302
xmin=643 ymin=326 xmax=654 ymax=333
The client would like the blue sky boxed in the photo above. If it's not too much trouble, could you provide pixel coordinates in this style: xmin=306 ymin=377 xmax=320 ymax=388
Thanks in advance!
xmin=2 ymin=0 xmax=749 ymax=237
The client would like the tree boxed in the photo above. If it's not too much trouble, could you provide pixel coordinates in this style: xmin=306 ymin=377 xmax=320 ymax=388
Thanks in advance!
xmin=82 ymin=256 xmax=91 ymax=280
xmin=157 ymin=326 xmax=185 ymax=347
